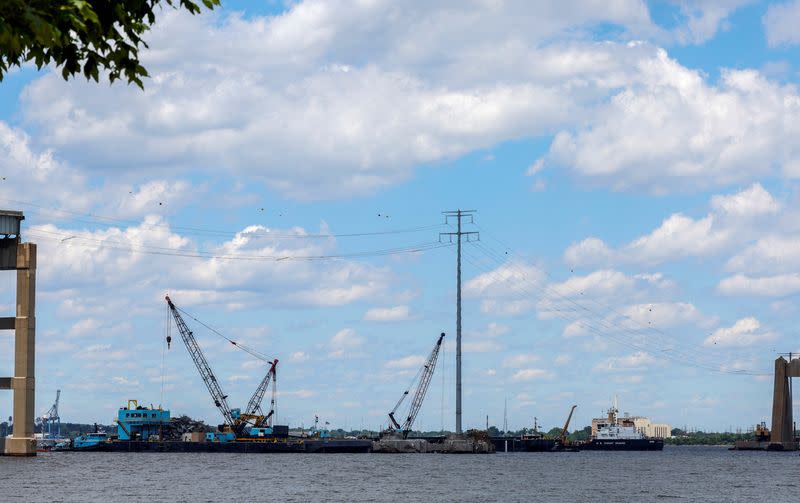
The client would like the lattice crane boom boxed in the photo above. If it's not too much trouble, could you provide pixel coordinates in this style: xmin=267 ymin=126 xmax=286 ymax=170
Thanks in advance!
xmin=166 ymin=295 xmax=235 ymax=428
xmin=388 ymin=332 xmax=445 ymax=437
xmin=244 ymin=359 xmax=278 ymax=427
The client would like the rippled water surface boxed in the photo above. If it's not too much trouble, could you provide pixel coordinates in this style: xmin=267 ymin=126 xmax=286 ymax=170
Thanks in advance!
xmin=1 ymin=446 xmax=798 ymax=502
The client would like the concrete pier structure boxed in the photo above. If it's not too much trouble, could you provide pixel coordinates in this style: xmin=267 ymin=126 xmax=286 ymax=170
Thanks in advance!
xmin=770 ymin=355 xmax=800 ymax=450
xmin=0 ymin=211 xmax=37 ymax=456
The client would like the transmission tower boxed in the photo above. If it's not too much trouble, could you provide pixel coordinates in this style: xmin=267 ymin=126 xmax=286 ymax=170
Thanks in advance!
xmin=440 ymin=210 xmax=478 ymax=435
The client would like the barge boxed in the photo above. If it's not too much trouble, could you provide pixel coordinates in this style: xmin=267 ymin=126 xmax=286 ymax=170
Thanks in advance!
xmin=63 ymin=400 xmax=372 ymax=454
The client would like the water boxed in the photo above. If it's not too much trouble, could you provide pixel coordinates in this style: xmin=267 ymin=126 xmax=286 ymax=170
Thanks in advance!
xmin=1 ymin=446 xmax=797 ymax=502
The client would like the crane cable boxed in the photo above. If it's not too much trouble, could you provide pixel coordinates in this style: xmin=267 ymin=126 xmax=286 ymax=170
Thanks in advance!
xmin=173 ymin=305 xmax=272 ymax=363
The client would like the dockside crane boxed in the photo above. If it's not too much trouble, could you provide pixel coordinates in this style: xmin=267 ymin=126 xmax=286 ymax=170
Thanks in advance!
xmin=38 ymin=389 xmax=61 ymax=438
xmin=387 ymin=332 xmax=445 ymax=438
xmin=166 ymin=295 xmax=236 ymax=429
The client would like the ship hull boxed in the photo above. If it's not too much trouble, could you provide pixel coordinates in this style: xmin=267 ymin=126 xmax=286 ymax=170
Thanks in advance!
xmin=62 ymin=439 xmax=373 ymax=453
xmin=491 ymin=437 xmax=556 ymax=452
xmin=580 ymin=438 xmax=664 ymax=451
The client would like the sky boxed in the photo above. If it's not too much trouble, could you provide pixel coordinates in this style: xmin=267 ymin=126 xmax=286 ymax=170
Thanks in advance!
xmin=2 ymin=0 xmax=800 ymax=434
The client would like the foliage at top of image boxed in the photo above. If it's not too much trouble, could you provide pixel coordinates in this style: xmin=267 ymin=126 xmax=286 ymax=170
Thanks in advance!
xmin=0 ymin=0 xmax=219 ymax=88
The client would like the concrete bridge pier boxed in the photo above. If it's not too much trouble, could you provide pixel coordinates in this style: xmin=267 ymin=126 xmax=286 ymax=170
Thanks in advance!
xmin=0 ymin=211 xmax=36 ymax=457
xmin=770 ymin=355 xmax=800 ymax=449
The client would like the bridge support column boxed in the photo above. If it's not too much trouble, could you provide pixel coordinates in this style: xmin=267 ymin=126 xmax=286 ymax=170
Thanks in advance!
xmin=4 ymin=243 xmax=36 ymax=456
xmin=771 ymin=355 xmax=800 ymax=447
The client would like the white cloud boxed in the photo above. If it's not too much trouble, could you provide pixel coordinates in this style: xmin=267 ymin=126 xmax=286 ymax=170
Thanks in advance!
xmin=671 ymin=1 xmax=752 ymax=45
xmin=726 ymin=236 xmax=800 ymax=275
xmin=385 ymin=355 xmax=425 ymax=369
xmin=565 ymin=184 xmax=777 ymax=267
xmin=364 ymin=305 xmax=409 ymax=322
xmin=462 ymin=322 xmax=511 ymax=352
xmin=511 ymin=369 xmax=553 ymax=382
xmin=717 ymin=273 xmax=800 ymax=297
xmin=278 ymin=389 xmax=317 ymax=399
xmin=289 ymin=351 xmax=310 ymax=363
xmin=764 ymin=1 xmax=800 ymax=47
xmin=546 ymin=48 xmax=800 ymax=194
xmin=554 ymin=354 xmax=573 ymax=365
xmin=502 ymin=354 xmax=540 ymax=368
xmin=710 ymin=183 xmax=779 ymax=218
xmin=328 ymin=328 xmax=366 ymax=359
xmin=704 ymin=317 xmax=778 ymax=347
xmin=111 ymin=376 xmax=140 ymax=387
xmin=594 ymin=351 xmax=657 ymax=372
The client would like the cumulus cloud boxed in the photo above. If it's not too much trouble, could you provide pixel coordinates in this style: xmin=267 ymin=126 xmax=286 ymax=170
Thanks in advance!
xmin=545 ymin=45 xmax=800 ymax=193
xmin=13 ymin=1 xmax=762 ymax=201
xmin=718 ymin=274 xmax=800 ymax=297
xmin=565 ymin=184 xmax=779 ymax=267
xmin=764 ymin=1 xmax=800 ymax=47
xmin=704 ymin=318 xmax=778 ymax=347
xmin=328 ymin=328 xmax=366 ymax=359
xmin=385 ymin=355 xmax=425 ymax=369
xmin=594 ymin=351 xmax=657 ymax=372
xmin=725 ymin=236 xmax=800 ymax=275
xmin=511 ymin=368 xmax=553 ymax=381
xmin=364 ymin=305 xmax=410 ymax=322
xmin=503 ymin=354 xmax=540 ymax=368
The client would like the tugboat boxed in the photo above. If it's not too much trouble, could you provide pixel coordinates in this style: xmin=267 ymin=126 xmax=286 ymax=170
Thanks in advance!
xmin=71 ymin=430 xmax=109 ymax=450
xmin=580 ymin=403 xmax=664 ymax=451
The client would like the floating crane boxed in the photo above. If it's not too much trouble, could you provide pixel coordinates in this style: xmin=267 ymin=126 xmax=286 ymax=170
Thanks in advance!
xmin=166 ymin=295 xmax=236 ymax=429
xmin=239 ymin=358 xmax=279 ymax=428
xmin=38 ymin=389 xmax=61 ymax=438
xmin=387 ymin=332 xmax=445 ymax=438
xmin=557 ymin=405 xmax=578 ymax=448
xmin=165 ymin=295 xmax=277 ymax=436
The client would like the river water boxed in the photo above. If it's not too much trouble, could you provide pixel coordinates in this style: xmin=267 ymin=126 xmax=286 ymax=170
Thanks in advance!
xmin=1 ymin=446 xmax=797 ymax=502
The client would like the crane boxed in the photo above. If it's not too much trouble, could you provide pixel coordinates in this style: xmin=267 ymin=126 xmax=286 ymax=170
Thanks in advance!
xmin=38 ymin=389 xmax=61 ymax=438
xmin=387 ymin=332 xmax=445 ymax=438
xmin=557 ymin=405 xmax=578 ymax=446
xmin=166 ymin=295 xmax=236 ymax=429
xmin=239 ymin=359 xmax=278 ymax=428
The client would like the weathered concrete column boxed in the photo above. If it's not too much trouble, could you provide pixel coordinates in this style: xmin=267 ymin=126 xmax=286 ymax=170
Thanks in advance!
xmin=770 ymin=357 xmax=791 ymax=443
xmin=4 ymin=243 xmax=36 ymax=456
xmin=771 ymin=356 xmax=800 ymax=445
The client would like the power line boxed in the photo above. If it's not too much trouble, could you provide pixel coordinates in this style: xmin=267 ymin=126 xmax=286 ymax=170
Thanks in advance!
xmin=451 ymin=235 xmax=767 ymax=376
xmin=470 ymin=228 xmax=769 ymax=371
xmin=0 ymin=196 xmax=446 ymax=239
xmin=26 ymin=228 xmax=454 ymax=262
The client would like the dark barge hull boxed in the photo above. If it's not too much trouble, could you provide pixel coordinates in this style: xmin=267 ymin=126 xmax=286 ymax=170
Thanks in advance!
xmin=580 ymin=438 xmax=664 ymax=451
xmin=65 ymin=439 xmax=373 ymax=453
xmin=491 ymin=437 xmax=556 ymax=452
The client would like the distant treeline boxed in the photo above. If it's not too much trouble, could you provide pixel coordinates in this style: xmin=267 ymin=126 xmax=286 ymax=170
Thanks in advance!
xmin=666 ymin=429 xmax=754 ymax=445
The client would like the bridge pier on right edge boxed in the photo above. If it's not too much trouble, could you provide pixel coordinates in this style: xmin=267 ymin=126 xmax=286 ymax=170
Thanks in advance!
xmin=769 ymin=355 xmax=800 ymax=451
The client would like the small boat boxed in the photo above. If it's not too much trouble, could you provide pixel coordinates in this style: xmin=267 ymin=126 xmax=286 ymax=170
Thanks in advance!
xmin=71 ymin=432 xmax=109 ymax=450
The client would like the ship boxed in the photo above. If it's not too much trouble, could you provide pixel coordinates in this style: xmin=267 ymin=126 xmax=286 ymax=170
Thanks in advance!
xmin=580 ymin=403 xmax=664 ymax=451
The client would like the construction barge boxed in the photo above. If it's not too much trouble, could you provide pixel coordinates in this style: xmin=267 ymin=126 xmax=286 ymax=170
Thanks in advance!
xmin=61 ymin=401 xmax=372 ymax=454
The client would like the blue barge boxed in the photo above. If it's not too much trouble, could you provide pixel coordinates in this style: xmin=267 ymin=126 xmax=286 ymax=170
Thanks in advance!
xmin=67 ymin=400 xmax=372 ymax=453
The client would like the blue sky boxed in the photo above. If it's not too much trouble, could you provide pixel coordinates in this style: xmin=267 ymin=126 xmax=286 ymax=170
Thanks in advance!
xmin=3 ymin=0 xmax=800 ymax=433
